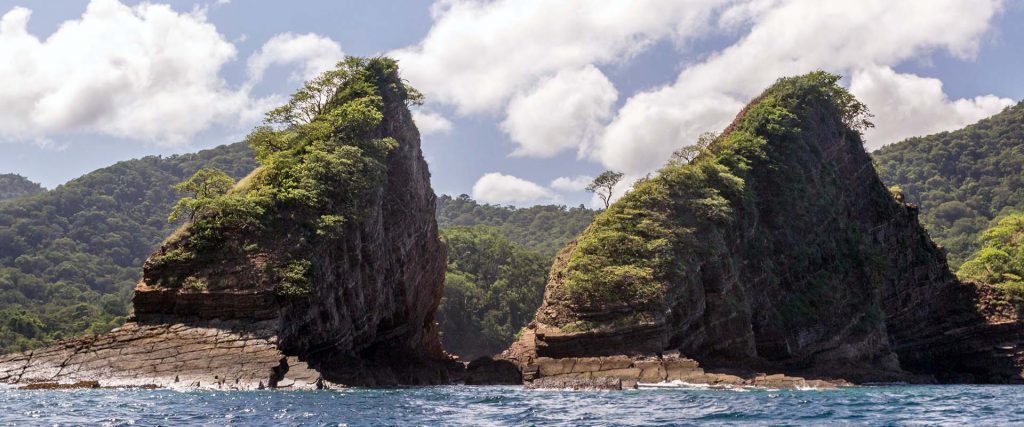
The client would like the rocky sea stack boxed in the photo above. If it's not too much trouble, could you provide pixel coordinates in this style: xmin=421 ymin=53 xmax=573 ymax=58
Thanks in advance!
xmin=0 ymin=57 xmax=451 ymax=389
xmin=503 ymin=72 xmax=1024 ymax=386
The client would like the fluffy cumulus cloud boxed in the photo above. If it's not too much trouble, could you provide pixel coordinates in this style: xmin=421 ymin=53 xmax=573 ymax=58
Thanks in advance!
xmin=550 ymin=175 xmax=594 ymax=192
xmin=397 ymin=0 xmax=1010 ymax=181
xmin=0 ymin=0 xmax=262 ymax=145
xmin=393 ymin=0 xmax=727 ymax=115
xmin=0 ymin=0 xmax=352 ymax=147
xmin=411 ymin=110 xmax=453 ymax=135
xmin=246 ymin=32 xmax=345 ymax=84
xmin=850 ymin=65 xmax=1014 ymax=144
xmin=472 ymin=172 xmax=555 ymax=205
xmin=501 ymin=65 xmax=618 ymax=158
xmin=594 ymin=0 xmax=1007 ymax=174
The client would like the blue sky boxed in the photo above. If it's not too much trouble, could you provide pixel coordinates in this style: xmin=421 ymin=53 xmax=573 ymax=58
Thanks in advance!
xmin=0 ymin=0 xmax=1020 ymax=207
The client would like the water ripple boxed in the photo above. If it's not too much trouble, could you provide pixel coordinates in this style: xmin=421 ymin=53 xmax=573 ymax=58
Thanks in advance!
xmin=1 ymin=385 xmax=1024 ymax=426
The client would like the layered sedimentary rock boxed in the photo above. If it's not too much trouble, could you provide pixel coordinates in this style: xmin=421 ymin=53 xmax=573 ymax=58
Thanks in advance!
xmin=0 ymin=58 xmax=451 ymax=388
xmin=504 ymin=72 xmax=1024 ymax=385
xmin=0 ymin=322 xmax=321 ymax=389
xmin=507 ymin=329 xmax=847 ymax=390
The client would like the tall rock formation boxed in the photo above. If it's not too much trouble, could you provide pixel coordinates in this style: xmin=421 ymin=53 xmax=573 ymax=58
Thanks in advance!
xmin=505 ymin=72 xmax=1024 ymax=385
xmin=0 ymin=57 xmax=450 ymax=389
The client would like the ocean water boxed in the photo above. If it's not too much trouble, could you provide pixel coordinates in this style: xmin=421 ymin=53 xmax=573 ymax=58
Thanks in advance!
xmin=1 ymin=384 xmax=1021 ymax=426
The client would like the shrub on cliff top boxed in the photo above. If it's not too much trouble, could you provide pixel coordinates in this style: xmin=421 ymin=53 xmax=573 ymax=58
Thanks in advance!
xmin=549 ymin=71 xmax=873 ymax=325
xmin=150 ymin=57 xmax=419 ymax=293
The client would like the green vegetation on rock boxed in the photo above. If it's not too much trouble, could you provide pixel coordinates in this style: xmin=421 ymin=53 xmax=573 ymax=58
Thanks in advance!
xmin=167 ymin=168 xmax=236 ymax=223
xmin=544 ymin=71 xmax=875 ymax=328
xmin=437 ymin=226 xmax=549 ymax=359
xmin=147 ymin=57 xmax=419 ymax=295
xmin=874 ymin=102 xmax=1024 ymax=267
xmin=958 ymin=213 xmax=1024 ymax=299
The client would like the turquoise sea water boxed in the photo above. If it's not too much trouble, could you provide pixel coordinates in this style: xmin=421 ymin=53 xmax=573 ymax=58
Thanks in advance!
xmin=1 ymin=384 xmax=1021 ymax=426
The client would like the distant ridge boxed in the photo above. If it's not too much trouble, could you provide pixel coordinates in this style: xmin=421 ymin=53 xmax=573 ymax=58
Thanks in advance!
xmin=875 ymin=101 xmax=1024 ymax=267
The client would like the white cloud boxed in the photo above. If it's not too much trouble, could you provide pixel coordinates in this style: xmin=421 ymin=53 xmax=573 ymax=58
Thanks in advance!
xmin=0 ymin=0 xmax=267 ymax=145
xmin=550 ymin=175 xmax=593 ymax=192
xmin=246 ymin=32 xmax=344 ymax=84
xmin=850 ymin=65 xmax=1014 ymax=146
xmin=501 ymin=65 xmax=618 ymax=158
xmin=593 ymin=0 xmax=1007 ymax=175
xmin=472 ymin=172 xmax=556 ymax=205
xmin=396 ymin=0 xmax=1009 ymax=180
xmin=392 ymin=0 xmax=727 ymax=115
xmin=412 ymin=110 xmax=453 ymax=135
xmin=0 ymin=1 xmax=353 ymax=148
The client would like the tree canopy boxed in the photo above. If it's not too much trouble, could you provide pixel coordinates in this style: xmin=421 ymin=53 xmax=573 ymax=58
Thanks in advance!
xmin=586 ymin=171 xmax=624 ymax=209
xmin=168 ymin=168 xmax=235 ymax=223
xmin=545 ymin=71 xmax=878 ymax=330
xmin=0 ymin=174 xmax=44 ymax=201
xmin=874 ymin=101 xmax=1024 ymax=267
xmin=437 ymin=225 xmax=549 ymax=359
xmin=435 ymin=194 xmax=595 ymax=258
xmin=0 ymin=143 xmax=255 ymax=353
xmin=958 ymin=213 xmax=1024 ymax=296
xmin=145 ymin=57 xmax=421 ymax=298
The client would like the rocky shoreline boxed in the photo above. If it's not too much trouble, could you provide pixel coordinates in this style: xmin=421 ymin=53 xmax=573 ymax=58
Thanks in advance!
xmin=0 ymin=321 xmax=325 ymax=390
xmin=0 ymin=320 xmax=858 ymax=391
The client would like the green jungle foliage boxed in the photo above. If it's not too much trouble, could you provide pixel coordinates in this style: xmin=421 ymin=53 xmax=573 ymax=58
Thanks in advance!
xmin=958 ymin=214 xmax=1024 ymax=300
xmin=0 ymin=143 xmax=256 ymax=353
xmin=167 ymin=168 xmax=236 ymax=223
xmin=549 ymin=71 xmax=874 ymax=327
xmin=874 ymin=102 xmax=1024 ymax=268
xmin=147 ymin=57 xmax=418 ymax=297
xmin=435 ymin=194 xmax=595 ymax=258
xmin=432 ymin=196 xmax=596 ymax=357
xmin=0 ymin=174 xmax=44 ymax=201
xmin=437 ymin=226 xmax=549 ymax=359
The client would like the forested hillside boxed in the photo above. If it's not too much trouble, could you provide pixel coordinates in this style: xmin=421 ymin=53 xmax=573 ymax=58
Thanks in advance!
xmin=0 ymin=143 xmax=256 ymax=352
xmin=0 ymin=146 xmax=596 ymax=354
xmin=0 ymin=174 xmax=44 ymax=201
xmin=436 ymin=194 xmax=595 ymax=257
xmin=874 ymin=102 xmax=1024 ymax=267
xmin=434 ymin=196 xmax=596 ymax=358
xmin=437 ymin=226 xmax=549 ymax=359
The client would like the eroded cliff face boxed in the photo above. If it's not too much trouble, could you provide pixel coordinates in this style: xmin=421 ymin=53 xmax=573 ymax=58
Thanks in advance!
xmin=504 ymin=72 xmax=1024 ymax=385
xmin=0 ymin=58 xmax=451 ymax=389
